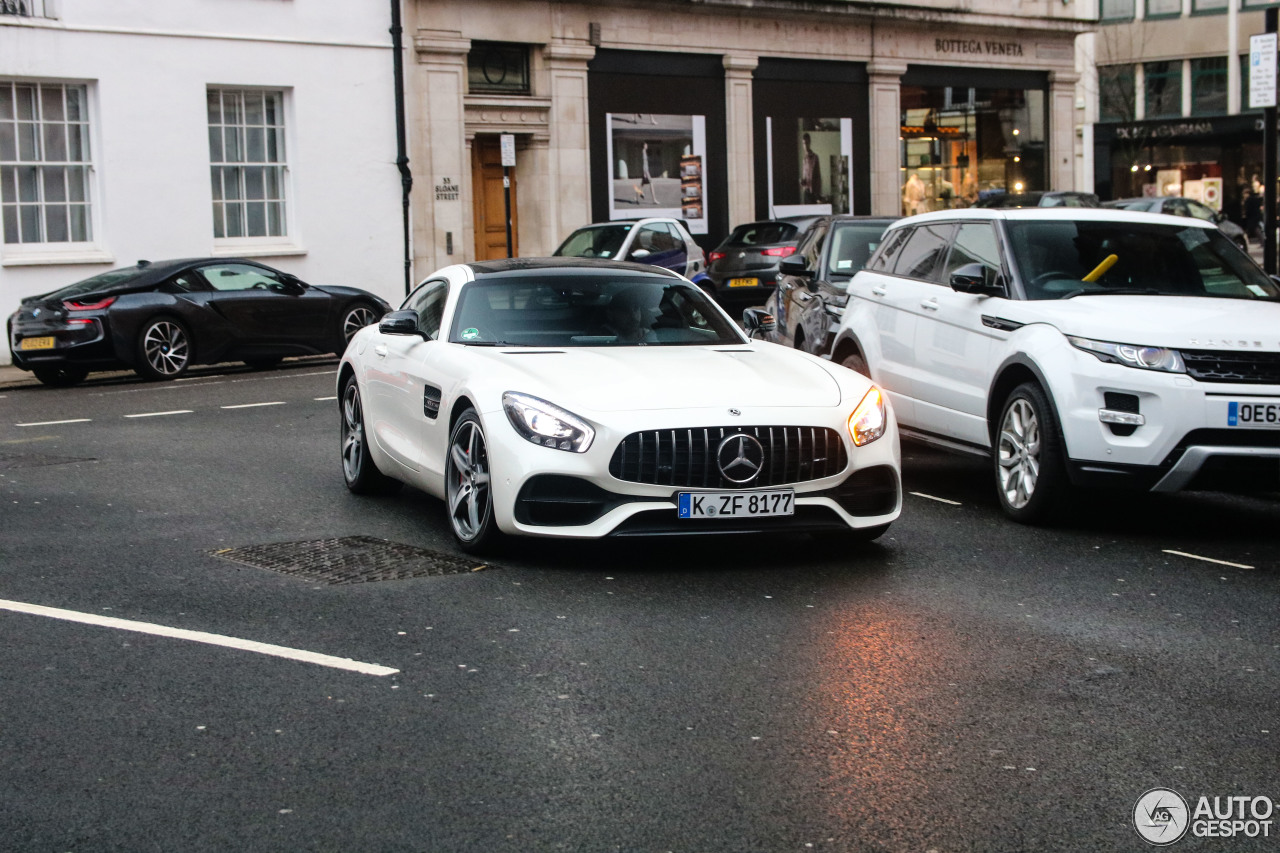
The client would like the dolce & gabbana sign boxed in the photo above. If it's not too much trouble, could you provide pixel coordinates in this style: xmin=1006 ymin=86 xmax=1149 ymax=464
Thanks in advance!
xmin=935 ymin=38 xmax=1024 ymax=57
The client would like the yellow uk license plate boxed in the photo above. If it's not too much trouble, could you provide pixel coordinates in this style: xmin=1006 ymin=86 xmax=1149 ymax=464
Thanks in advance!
xmin=19 ymin=336 xmax=55 ymax=351
xmin=728 ymin=277 xmax=758 ymax=288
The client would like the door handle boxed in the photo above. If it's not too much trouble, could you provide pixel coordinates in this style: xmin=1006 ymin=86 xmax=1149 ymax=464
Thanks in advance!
xmin=921 ymin=299 xmax=939 ymax=311
xmin=871 ymin=287 xmax=887 ymax=297
xmin=374 ymin=344 xmax=388 ymax=358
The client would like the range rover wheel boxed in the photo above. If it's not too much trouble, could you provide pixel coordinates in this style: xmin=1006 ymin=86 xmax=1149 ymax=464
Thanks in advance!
xmin=840 ymin=352 xmax=869 ymax=378
xmin=993 ymin=382 xmax=1069 ymax=523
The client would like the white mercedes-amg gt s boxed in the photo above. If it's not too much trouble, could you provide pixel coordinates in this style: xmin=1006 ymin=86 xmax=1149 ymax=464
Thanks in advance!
xmin=338 ymin=258 xmax=901 ymax=554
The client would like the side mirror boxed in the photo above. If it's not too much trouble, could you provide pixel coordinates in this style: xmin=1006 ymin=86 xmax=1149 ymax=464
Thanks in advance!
xmin=629 ymin=248 xmax=652 ymax=260
xmin=378 ymin=309 xmax=425 ymax=338
xmin=778 ymin=254 xmax=812 ymax=278
xmin=741 ymin=307 xmax=777 ymax=339
xmin=950 ymin=263 xmax=1004 ymax=296
xmin=280 ymin=275 xmax=306 ymax=295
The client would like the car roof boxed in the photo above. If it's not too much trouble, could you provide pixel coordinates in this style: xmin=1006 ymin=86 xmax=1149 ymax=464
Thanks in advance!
xmin=49 ymin=257 xmax=272 ymax=294
xmin=889 ymin=206 xmax=1217 ymax=228
xmin=466 ymin=257 xmax=683 ymax=279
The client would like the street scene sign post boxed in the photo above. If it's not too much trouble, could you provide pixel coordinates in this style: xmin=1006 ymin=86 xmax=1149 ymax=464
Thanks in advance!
xmin=501 ymin=133 xmax=516 ymax=258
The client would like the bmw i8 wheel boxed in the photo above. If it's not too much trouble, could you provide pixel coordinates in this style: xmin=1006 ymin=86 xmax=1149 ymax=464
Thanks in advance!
xmin=340 ymin=302 xmax=380 ymax=348
xmin=135 ymin=317 xmax=192 ymax=380
xmin=446 ymin=408 xmax=502 ymax=554
xmin=340 ymin=374 xmax=401 ymax=496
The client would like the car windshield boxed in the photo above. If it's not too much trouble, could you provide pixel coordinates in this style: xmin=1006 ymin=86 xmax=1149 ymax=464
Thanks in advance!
xmin=1007 ymin=220 xmax=1280 ymax=301
xmin=44 ymin=268 xmax=149 ymax=300
xmin=825 ymin=224 xmax=888 ymax=278
xmin=448 ymin=274 xmax=746 ymax=347
xmin=553 ymin=224 xmax=633 ymax=260
xmin=726 ymin=222 xmax=798 ymax=246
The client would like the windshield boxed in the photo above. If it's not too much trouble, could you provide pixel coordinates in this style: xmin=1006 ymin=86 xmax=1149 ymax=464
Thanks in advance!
xmin=825 ymin=224 xmax=889 ymax=278
xmin=553 ymin=224 xmax=632 ymax=260
xmin=448 ymin=274 xmax=746 ymax=347
xmin=1006 ymin=220 xmax=1280 ymax=301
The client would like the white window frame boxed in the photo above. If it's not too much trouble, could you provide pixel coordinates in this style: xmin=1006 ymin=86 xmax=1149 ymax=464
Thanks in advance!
xmin=0 ymin=78 xmax=110 ymax=267
xmin=207 ymin=86 xmax=301 ymax=257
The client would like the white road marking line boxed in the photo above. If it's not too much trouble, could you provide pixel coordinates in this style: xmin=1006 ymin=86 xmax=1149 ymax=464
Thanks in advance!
xmin=0 ymin=598 xmax=399 ymax=676
xmin=15 ymin=418 xmax=92 ymax=427
xmin=909 ymin=491 xmax=962 ymax=506
xmin=314 ymin=396 xmax=337 ymax=401
xmin=1162 ymin=549 xmax=1254 ymax=570
xmin=94 ymin=368 xmax=338 ymax=396
xmin=221 ymin=401 xmax=287 ymax=410
xmin=125 ymin=410 xmax=194 ymax=419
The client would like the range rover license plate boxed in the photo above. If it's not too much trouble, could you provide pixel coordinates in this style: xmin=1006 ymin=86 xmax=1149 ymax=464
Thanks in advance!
xmin=678 ymin=490 xmax=794 ymax=519
xmin=1227 ymin=401 xmax=1280 ymax=428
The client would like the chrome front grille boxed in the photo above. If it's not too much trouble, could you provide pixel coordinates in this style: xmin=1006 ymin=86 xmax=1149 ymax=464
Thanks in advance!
xmin=609 ymin=425 xmax=848 ymax=489
xmin=1183 ymin=349 xmax=1280 ymax=384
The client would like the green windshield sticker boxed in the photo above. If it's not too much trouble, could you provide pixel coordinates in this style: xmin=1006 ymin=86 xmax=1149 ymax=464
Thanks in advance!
xmin=462 ymin=327 xmax=480 ymax=340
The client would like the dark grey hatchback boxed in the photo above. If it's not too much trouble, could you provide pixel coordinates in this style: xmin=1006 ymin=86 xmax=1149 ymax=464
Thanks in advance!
xmin=7 ymin=258 xmax=391 ymax=386
xmin=702 ymin=216 xmax=820 ymax=303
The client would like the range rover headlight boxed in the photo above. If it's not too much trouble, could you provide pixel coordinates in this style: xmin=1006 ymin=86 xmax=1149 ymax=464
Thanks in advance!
xmin=1068 ymin=336 xmax=1186 ymax=373
xmin=502 ymin=391 xmax=595 ymax=452
xmin=848 ymin=386 xmax=887 ymax=447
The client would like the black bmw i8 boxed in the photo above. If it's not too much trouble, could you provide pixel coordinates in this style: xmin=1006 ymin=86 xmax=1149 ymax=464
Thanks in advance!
xmin=7 ymin=258 xmax=392 ymax=386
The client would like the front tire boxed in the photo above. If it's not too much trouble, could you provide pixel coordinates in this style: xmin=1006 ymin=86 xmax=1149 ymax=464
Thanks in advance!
xmin=32 ymin=365 xmax=89 ymax=387
xmin=340 ymin=374 xmax=402 ymax=496
xmin=135 ymin=317 xmax=192 ymax=381
xmin=993 ymin=382 xmax=1069 ymax=523
xmin=446 ymin=408 xmax=503 ymax=555
xmin=840 ymin=352 xmax=869 ymax=378
xmin=339 ymin=302 xmax=381 ymax=350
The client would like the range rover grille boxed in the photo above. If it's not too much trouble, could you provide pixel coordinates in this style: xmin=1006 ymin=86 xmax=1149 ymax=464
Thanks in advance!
xmin=609 ymin=425 xmax=847 ymax=489
xmin=1182 ymin=349 xmax=1280 ymax=384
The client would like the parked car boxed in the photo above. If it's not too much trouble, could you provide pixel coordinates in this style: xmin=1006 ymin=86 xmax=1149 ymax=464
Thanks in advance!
xmin=971 ymin=191 xmax=1100 ymax=209
xmin=338 ymin=258 xmax=901 ymax=553
xmin=1104 ymin=196 xmax=1248 ymax=250
xmin=764 ymin=215 xmax=897 ymax=357
xmin=7 ymin=258 xmax=391 ymax=386
xmin=829 ymin=207 xmax=1280 ymax=521
xmin=552 ymin=217 xmax=705 ymax=279
xmin=700 ymin=215 xmax=821 ymax=302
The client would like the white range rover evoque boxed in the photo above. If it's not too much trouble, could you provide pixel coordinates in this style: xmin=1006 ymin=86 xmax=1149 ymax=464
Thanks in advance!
xmin=829 ymin=207 xmax=1280 ymax=521
xmin=339 ymin=258 xmax=901 ymax=553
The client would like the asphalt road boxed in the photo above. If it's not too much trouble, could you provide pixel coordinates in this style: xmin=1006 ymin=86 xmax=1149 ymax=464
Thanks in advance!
xmin=0 ymin=361 xmax=1277 ymax=852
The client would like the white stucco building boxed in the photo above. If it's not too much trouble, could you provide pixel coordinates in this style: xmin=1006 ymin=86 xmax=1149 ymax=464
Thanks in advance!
xmin=1 ymin=0 xmax=405 ymax=366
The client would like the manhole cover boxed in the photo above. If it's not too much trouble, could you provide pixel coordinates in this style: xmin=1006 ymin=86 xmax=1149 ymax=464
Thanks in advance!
xmin=211 ymin=536 xmax=494 ymax=584
xmin=0 ymin=452 xmax=96 ymax=470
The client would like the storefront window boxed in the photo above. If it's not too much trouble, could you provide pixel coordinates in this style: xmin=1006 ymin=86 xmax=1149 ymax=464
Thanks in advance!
xmin=1144 ymin=61 xmax=1183 ymax=119
xmin=1191 ymin=57 xmax=1228 ymax=115
xmin=899 ymin=84 xmax=1046 ymax=212
xmin=605 ymin=113 xmax=708 ymax=234
xmin=765 ymin=117 xmax=852 ymax=216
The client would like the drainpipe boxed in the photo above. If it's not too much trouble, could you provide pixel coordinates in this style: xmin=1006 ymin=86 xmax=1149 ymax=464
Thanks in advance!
xmin=390 ymin=0 xmax=413 ymax=295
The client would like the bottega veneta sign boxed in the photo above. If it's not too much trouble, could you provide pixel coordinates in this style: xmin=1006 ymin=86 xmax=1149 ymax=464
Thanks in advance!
xmin=935 ymin=38 xmax=1024 ymax=57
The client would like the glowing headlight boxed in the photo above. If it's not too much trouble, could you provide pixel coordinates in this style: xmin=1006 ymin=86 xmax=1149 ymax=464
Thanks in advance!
xmin=502 ymin=391 xmax=595 ymax=453
xmin=1068 ymin=336 xmax=1186 ymax=373
xmin=848 ymin=386 xmax=887 ymax=447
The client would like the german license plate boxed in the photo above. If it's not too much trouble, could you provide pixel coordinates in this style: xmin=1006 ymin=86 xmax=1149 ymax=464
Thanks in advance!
xmin=678 ymin=490 xmax=794 ymax=519
xmin=19 ymin=336 xmax=55 ymax=351
xmin=727 ymin=277 xmax=758 ymax=288
xmin=1227 ymin=401 xmax=1280 ymax=428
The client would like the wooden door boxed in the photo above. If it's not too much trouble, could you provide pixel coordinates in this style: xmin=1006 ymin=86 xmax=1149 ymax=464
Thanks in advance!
xmin=471 ymin=136 xmax=518 ymax=260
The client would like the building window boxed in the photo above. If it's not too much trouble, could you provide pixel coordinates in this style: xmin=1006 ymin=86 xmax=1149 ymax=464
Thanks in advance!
xmin=467 ymin=42 xmax=531 ymax=95
xmin=207 ymin=88 xmax=287 ymax=239
xmin=1243 ymin=0 xmax=1280 ymax=7
xmin=1099 ymin=65 xmax=1136 ymax=122
xmin=0 ymin=81 xmax=92 ymax=245
xmin=1101 ymin=0 xmax=1137 ymax=20
xmin=1191 ymin=57 xmax=1228 ymax=115
xmin=1145 ymin=0 xmax=1183 ymax=16
xmin=0 ymin=0 xmax=57 ymax=18
xmin=1192 ymin=0 xmax=1228 ymax=13
xmin=1240 ymin=53 xmax=1252 ymax=110
xmin=1145 ymin=61 xmax=1183 ymax=119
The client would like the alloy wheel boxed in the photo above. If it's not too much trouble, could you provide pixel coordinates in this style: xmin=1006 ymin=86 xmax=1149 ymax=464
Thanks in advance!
xmin=996 ymin=397 xmax=1041 ymax=510
xmin=343 ymin=305 xmax=379 ymax=343
xmin=341 ymin=382 xmax=365 ymax=483
xmin=446 ymin=420 xmax=491 ymax=541
xmin=142 ymin=321 xmax=190 ymax=376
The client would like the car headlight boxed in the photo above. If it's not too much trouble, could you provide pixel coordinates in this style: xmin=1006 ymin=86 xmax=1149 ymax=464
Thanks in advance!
xmin=848 ymin=386 xmax=887 ymax=447
xmin=502 ymin=392 xmax=595 ymax=453
xmin=1068 ymin=336 xmax=1186 ymax=373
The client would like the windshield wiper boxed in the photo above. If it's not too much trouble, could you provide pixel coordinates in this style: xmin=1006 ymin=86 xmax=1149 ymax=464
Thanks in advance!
xmin=1061 ymin=288 xmax=1165 ymax=299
